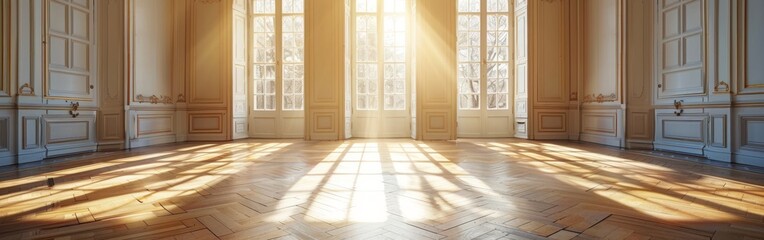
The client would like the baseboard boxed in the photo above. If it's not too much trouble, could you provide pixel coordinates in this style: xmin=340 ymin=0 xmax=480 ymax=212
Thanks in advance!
xmin=131 ymin=135 xmax=177 ymax=149
xmin=47 ymin=144 xmax=97 ymax=158
xmin=705 ymin=149 xmax=732 ymax=163
xmin=735 ymin=153 xmax=764 ymax=167
xmin=0 ymin=155 xmax=15 ymax=167
xmin=626 ymin=139 xmax=653 ymax=150
xmin=654 ymin=142 xmax=704 ymax=156
xmin=98 ymin=141 xmax=126 ymax=151
xmin=17 ymin=151 xmax=48 ymax=164
xmin=581 ymin=134 xmax=623 ymax=148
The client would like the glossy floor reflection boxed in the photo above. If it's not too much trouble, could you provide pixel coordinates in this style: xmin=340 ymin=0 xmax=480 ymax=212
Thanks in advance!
xmin=0 ymin=139 xmax=763 ymax=239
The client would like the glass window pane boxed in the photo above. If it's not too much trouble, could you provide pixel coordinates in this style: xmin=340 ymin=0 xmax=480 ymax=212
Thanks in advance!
xmin=357 ymin=0 xmax=377 ymax=13
xmin=384 ymin=0 xmax=406 ymax=13
xmin=458 ymin=0 xmax=480 ymax=13
xmin=283 ymin=0 xmax=304 ymax=13
xmin=488 ymin=0 xmax=509 ymax=12
xmin=253 ymin=0 xmax=275 ymax=13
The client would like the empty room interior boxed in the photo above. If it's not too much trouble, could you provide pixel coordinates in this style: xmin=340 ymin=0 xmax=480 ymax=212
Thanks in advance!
xmin=2 ymin=0 xmax=764 ymax=239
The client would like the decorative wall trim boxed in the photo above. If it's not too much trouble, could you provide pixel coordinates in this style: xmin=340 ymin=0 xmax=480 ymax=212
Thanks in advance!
xmin=741 ymin=116 xmax=764 ymax=151
xmin=176 ymin=94 xmax=186 ymax=103
xmin=137 ymin=114 xmax=175 ymax=137
xmin=22 ymin=117 xmax=40 ymax=150
xmin=45 ymin=120 xmax=92 ymax=145
xmin=100 ymin=113 xmax=123 ymax=141
xmin=582 ymin=93 xmax=618 ymax=103
xmin=714 ymin=81 xmax=730 ymax=93
xmin=735 ymin=0 xmax=764 ymax=95
xmin=17 ymin=83 xmax=35 ymax=96
xmin=188 ymin=113 xmax=225 ymax=134
xmin=0 ymin=118 xmax=8 ymax=151
xmin=709 ymin=114 xmax=727 ymax=148
xmin=68 ymin=102 xmax=81 ymax=118
xmin=537 ymin=112 xmax=567 ymax=133
xmin=136 ymin=94 xmax=173 ymax=104
xmin=660 ymin=118 xmax=705 ymax=143
xmin=582 ymin=112 xmax=617 ymax=136
xmin=313 ymin=112 xmax=336 ymax=133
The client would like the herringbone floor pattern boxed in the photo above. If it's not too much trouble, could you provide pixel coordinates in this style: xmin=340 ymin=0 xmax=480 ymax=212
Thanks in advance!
xmin=1 ymin=139 xmax=763 ymax=239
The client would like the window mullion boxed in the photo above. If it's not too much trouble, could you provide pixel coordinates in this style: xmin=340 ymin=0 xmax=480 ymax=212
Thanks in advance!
xmin=377 ymin=0 xmax=384 ymax=112
xmin=275 ymin=0 xmax=284 ymax=113
xmin=480 ymin=0 xmax=488 ymax=111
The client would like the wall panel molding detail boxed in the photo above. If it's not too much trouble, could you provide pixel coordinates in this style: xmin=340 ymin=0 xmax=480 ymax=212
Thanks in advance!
xmin=43 ymin=116 xmax=96 ymax=146
xmin=43 ymin=0 xmax=96 ymax=101
xmin=709 ymin=114 xmax=727 ymax=148
xmin=627 ymin=112 xmax=650 ymax=139
xmin=741 ymin=116 xmax=764 ymax=151
xmin=582 ymin=112 xmax=617 ymax=136
xmin=536 ymin=112 xmax=567 ymax=133
xmin=130 ymin=0 xmax=175 ymax=103
xmin=735 ymin=0 xmax=764 ymax=95
xmin=415 ymin=0 xmax=456 ymax=140
xmin=656 ymin=0 xmax=706 ymax=101
xmin=187 ymin=0 xmax=229 ymax=105
xmin=100 ymin=113 xmax=123 ymax=141
xmin=0 ymin=0 xmax=10 ymax=97
xmin=136 ymin=114 xmax=175 ymax=138
xmin=22 ymin=117 xmax=40 ymax=150
xmin=305 ymin=0 xmax=344 ymax=140
xmin=188 ymin=113 xmax=225 ymax=134
xmin=312 ymin=112 xmax=337 ymax=133
xmin=0 ymin=118 xmax=9 ymax=151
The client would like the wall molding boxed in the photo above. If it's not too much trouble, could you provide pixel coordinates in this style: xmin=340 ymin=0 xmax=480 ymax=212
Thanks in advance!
xmin=582 ymin=93 xmax=618 ymax=103
xmin=135 ymin=94 xmax=173 ymax=104
xmin=740 ymin=116 xmax=764 ymax=151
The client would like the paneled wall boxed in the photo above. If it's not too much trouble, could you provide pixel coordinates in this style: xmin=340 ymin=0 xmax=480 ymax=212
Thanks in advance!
xmin=625 ymin=0 xmax=653 ymax=149
xmin=97 ymin=0 xmax=125 ymax=150
xmin=578 ymin=0 xmax=625 ymax=147
xmin=0 ymin=0 xmax=14 ymax=165
xmin=514 ymin=0 xmax=528 ymax=139
xmin=232 ymin=0 xmax=248 ymax=140
xmin=651 ymin=0 xmax=764 ymax=167
xmin=305 ymin=0 xmax=345 ymax=140
xmin=415 ymin=0 xmax=456 ymax=140
xmin=127 ymin=0 xmax=180 ymax=148
xmin=186 ymin=0 xmax=232 ymax=141
xmin=528 ymin=0 xmax=570 ymax=140
xmin=732 ymin=0 xmax=764 ymax=166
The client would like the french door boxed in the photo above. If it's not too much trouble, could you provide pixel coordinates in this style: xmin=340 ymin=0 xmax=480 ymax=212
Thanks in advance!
xmin=351 ymin=0 xmax=411 ymax=138
xmin=249 ymin=0 xmax=305 ymax=138
xmin=456 ymin=0 xmax=513 ymax=138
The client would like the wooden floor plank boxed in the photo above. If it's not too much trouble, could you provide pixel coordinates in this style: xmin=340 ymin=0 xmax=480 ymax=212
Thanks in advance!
xmin=0 ymin=139 xmax=763 ymax=239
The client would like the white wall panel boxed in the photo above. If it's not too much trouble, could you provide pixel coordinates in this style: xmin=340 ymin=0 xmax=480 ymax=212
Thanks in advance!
xmin=43 ymin=115 xmax=97 ymax=157
xmin=734 ymin=108 xmax=764 ymax=167
xmin=45 ymin=0 xmax=96 ymax=101
xmin=136 ymin=114 xmax=175 ymax=138
xmin=131 ymin=0 xmax=174 ymax=103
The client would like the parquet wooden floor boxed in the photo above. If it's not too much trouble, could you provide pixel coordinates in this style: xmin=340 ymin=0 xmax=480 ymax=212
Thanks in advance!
xmin=1 ymin=139 xmax=764 ymax=239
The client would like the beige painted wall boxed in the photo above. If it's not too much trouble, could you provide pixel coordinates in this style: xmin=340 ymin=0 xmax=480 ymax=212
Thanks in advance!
xmin=528 ymin=0 xmax=570 ymax=140
xmin=415 ymin=0 xmax=457 ymax=140
xmin=305 ymin=0 xmax=345 ymax=140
